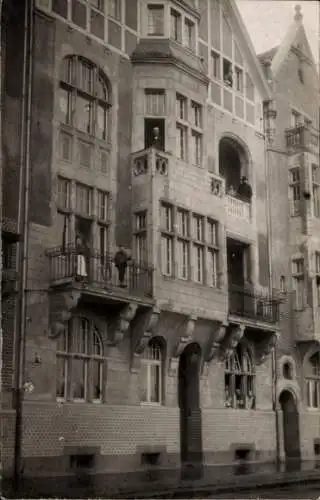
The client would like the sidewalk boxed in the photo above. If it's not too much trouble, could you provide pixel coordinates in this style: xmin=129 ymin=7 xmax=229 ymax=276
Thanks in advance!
xmin=114 ymin=466 xmax=320 ymax=498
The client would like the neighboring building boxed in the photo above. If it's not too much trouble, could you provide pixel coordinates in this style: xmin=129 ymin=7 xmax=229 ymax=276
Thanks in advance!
xmin=259 ymin=4 xmax=320 ymax=470
xmin=0 ymin=0 xmax=318 ymax=496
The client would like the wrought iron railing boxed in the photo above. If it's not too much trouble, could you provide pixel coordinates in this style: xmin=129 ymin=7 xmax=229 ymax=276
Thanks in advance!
xmin=47 ymin=245 xmax=153 ymax=297
xmin=229 ymin=285 xmax=280 ymax=323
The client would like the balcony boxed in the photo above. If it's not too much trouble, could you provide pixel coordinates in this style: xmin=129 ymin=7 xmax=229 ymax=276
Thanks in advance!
xmin=226 ymin=195 xmax=251 ymax=222
xmin=132 ymin=148 xmax=169 ymax=177
xmin=228 ymin=284 xmax=280 ymax=324
xmin=47 ymin=246 xmax=153 ymax=298
xmin=285 ymin=125 xmax=319 ymax=154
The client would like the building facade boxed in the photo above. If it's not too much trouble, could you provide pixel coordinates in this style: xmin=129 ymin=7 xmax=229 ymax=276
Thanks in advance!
xmin=0 ymin=0 xmax=318 ymax=496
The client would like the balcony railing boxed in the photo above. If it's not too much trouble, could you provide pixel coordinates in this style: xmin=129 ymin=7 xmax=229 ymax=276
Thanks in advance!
xmin=47 ymin=246 xmax=153 ymax=298
xmin=285 ymin=125 xmax=319 ymax=152
xmin=226 ymin=195 xmax=251 ymax=222
xmin=132 ymin=148 xmax=169 ymax=177
xmin=229 ymin=285 xmax=280 ymax=323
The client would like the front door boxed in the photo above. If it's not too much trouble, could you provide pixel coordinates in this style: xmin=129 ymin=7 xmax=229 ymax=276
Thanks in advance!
xmin=178 ymin=343 xmax=203 ymax=480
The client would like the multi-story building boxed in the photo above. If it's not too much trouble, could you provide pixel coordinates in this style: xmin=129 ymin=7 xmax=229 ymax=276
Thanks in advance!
xmin=0 ymin=0 xmax=318 ymax=496
xmin=259 ymin=3 xmax=320 ymax=470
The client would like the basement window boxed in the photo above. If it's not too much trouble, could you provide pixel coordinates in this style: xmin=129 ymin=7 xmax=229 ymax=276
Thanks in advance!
xmin=70 ymin=454 xmax=95 ymax=469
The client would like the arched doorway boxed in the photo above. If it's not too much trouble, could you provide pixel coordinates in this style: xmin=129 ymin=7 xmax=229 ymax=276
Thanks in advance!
xmin=279 ymin=390 xmax=301 ymax=471
xmin=219 ymin=136 xmax=248 ymax=192
xmin=178 ymin=342 xmax=203 ymax=479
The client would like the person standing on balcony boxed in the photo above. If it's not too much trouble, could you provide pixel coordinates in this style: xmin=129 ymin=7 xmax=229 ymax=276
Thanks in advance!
xmin=114 ymin=246 xmax=130 ymax=288
xmin=75 ymin=233 xmax=87 ymax=280
xmin=237 ymin=176 xmax=252 ymax=202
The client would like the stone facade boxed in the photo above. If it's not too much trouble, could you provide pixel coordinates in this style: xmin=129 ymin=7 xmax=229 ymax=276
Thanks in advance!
xmin=0 ymin=0 xmax=319 ymax=496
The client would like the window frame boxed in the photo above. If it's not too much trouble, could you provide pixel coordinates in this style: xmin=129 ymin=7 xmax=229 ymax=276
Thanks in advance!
xmin=224 ymin=345 xmax=255 ymax=410
xmin=134 ymin=210 xmax=148 ymax=265
xmin=140 ymin=338 xmax=163 ymax=405
xmin=306 ymin=352 xmax=320 ymax=409
xmin=292 ymin=258 xmax=304 ymax=310
xmin=56 ymin=316 xmax=105 ymax=403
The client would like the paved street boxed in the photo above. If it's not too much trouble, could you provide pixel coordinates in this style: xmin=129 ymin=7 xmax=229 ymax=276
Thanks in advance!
xmin=210 ymin=482 xmax=320 ymax=499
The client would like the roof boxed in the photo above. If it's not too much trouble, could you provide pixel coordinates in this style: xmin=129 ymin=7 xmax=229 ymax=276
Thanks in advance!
xmin=258 ymin=46 xmax=279 ymax=65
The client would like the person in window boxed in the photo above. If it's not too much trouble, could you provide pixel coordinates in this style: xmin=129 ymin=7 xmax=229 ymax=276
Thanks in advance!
xmin=75 ymin=234 xmax=87 ymax=279
xmin=152 ymin=126 xmax=162 ymax=150
xmin=114 ymin=246 xmax=130 ymax=287
xmin=237 ymin=176 xmax=252 ymax=202
xmin=224 ymin=68 xmax=233 ymax=87
xmin=228 ymin=184 xmax=236 ymax=196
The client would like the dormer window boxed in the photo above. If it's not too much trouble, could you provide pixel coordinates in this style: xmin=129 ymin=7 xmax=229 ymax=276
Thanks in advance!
xmin=147 ymin=4 xmax=165 ymax=36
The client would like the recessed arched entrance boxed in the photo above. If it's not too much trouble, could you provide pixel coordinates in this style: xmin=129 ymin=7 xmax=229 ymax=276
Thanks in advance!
xmin=219 ymin=136 xmax=249 ymax=192
xmin=178 ymin=342 xmax=203 ymax=479
xmin=279 ymin=390 xmax=301 ymax=471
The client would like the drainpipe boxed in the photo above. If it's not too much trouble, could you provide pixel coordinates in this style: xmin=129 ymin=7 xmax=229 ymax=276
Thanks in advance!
xmin=13 ymin=0 xmax=34 ymax=492
xmin=0 ymin=0 xmax=4 ymax=493
xmin=263 ymin=97 xmax=281 ymax=471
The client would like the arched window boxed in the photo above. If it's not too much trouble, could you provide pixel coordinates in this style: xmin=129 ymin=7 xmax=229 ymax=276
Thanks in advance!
xmin=140 ymin=338 xmax=163 ymax=404
xmin=225 ymin=344 xmax=255 ymax=409
xmin=59 ymin=56 xmax=111 ymax=141
xmin=306 ymin=352 xmax=320 ymax=408
xmin=56 ymin=317 xmax=105 ymax=403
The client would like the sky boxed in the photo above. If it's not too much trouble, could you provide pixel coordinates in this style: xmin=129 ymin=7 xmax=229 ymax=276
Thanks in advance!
xmin=235 ymin=0 xmax=319 ymax=65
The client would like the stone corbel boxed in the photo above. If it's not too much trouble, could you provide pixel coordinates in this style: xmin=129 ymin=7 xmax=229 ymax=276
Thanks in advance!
xmin=202 ymin=323 xmax=228 ymax=376
xmin=131 ymin=307 xmax=160 ymax=372
xmin=48 ymin=290 xmax=81 ymax=339
xmin=108 ymin=303 xmax=138 ymax=346
xmin=169 ymin=315 xmax=197 ymax=377
xmin=219 ymin=324 xmax=245 ymax=362
xmin=256 ymin=332 xmax=279 ymax=365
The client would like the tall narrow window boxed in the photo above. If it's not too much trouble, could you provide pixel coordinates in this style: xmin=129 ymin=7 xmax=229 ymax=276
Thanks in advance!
xmin=59 ymin=56 xmax=111 ymax=141
xmin=184 ymin=18 xmax=195 ymax=50
xmin=170 ymin=9 xmax=181 ymax=42
xmin=312 ymin=164 xmax=320 ymax=218
xmin=289 ymin=167 xmax=301 ymax=216
xmin=140 ymin=339 xmax=163 ymax=404
xmin=56 ymin=317 xmax=105 ymax=403
xmin=160 ymin=204 xmax=174 ymax=276
xmin=135 ymin=211 xmax=147 ymax=264
xmin=177 ymin=209 xmax=190 ymax=280
xmin=225 ymin=345 xmax=255 ymax=409
xmin=147 ymin=4 xmax=164 ymax=35
xmin=207 ymin=219 xmax=219 ymax=287
xmin=292 ymin=258 xmax=304 ymax=310
xmin=75 ymin=183 xmax=93 ymax=216
xmin=306 ymin=352 xmax=320 ymax=409
xmin=315 ymin=252 xmax=320 ymax=306
xmin=192 ymin=215 xmax=205 ymax=283
xmin=211 ymin=51 xmax=220 ymax=79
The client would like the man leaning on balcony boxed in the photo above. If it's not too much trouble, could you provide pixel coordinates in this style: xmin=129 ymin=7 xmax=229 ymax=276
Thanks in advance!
xmin=237 ymin=176 xmax=252 ymax=203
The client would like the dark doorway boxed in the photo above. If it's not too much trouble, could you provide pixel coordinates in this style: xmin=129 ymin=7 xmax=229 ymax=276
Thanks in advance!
xmin=279 ymin=390 xmax=301 ymax=472
xmin=144 ymin=118 xmax=165 ymax=150
xmin=219 ymin=137 xmax=243 ymax=191
xmin=178 ymin=342 xmax=203 ymax=480
xmin=227 ymin=239 xmax=252 ymax=316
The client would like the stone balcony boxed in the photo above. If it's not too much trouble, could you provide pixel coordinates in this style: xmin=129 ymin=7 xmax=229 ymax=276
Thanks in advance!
xmin=226 ymin=195 xmax=251 ymax=222
xmin=285 ymin=125 xmax=319 ymax=155
xmin=132 ymin=148 xmax=169 ymax=178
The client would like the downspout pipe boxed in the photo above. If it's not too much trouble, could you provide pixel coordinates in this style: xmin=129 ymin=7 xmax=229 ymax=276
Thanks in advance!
xmin=0 ymin=0 xmax=4 ymax=492
xmin=13 ymin=0 xmax=34 ymax=492
xmin=264 ymin=99 xmax=281 ymax=471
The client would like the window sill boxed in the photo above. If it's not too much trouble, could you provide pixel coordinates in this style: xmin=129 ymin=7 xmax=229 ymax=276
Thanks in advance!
xmin=140 ymin=402 xmax=163 ymax=407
